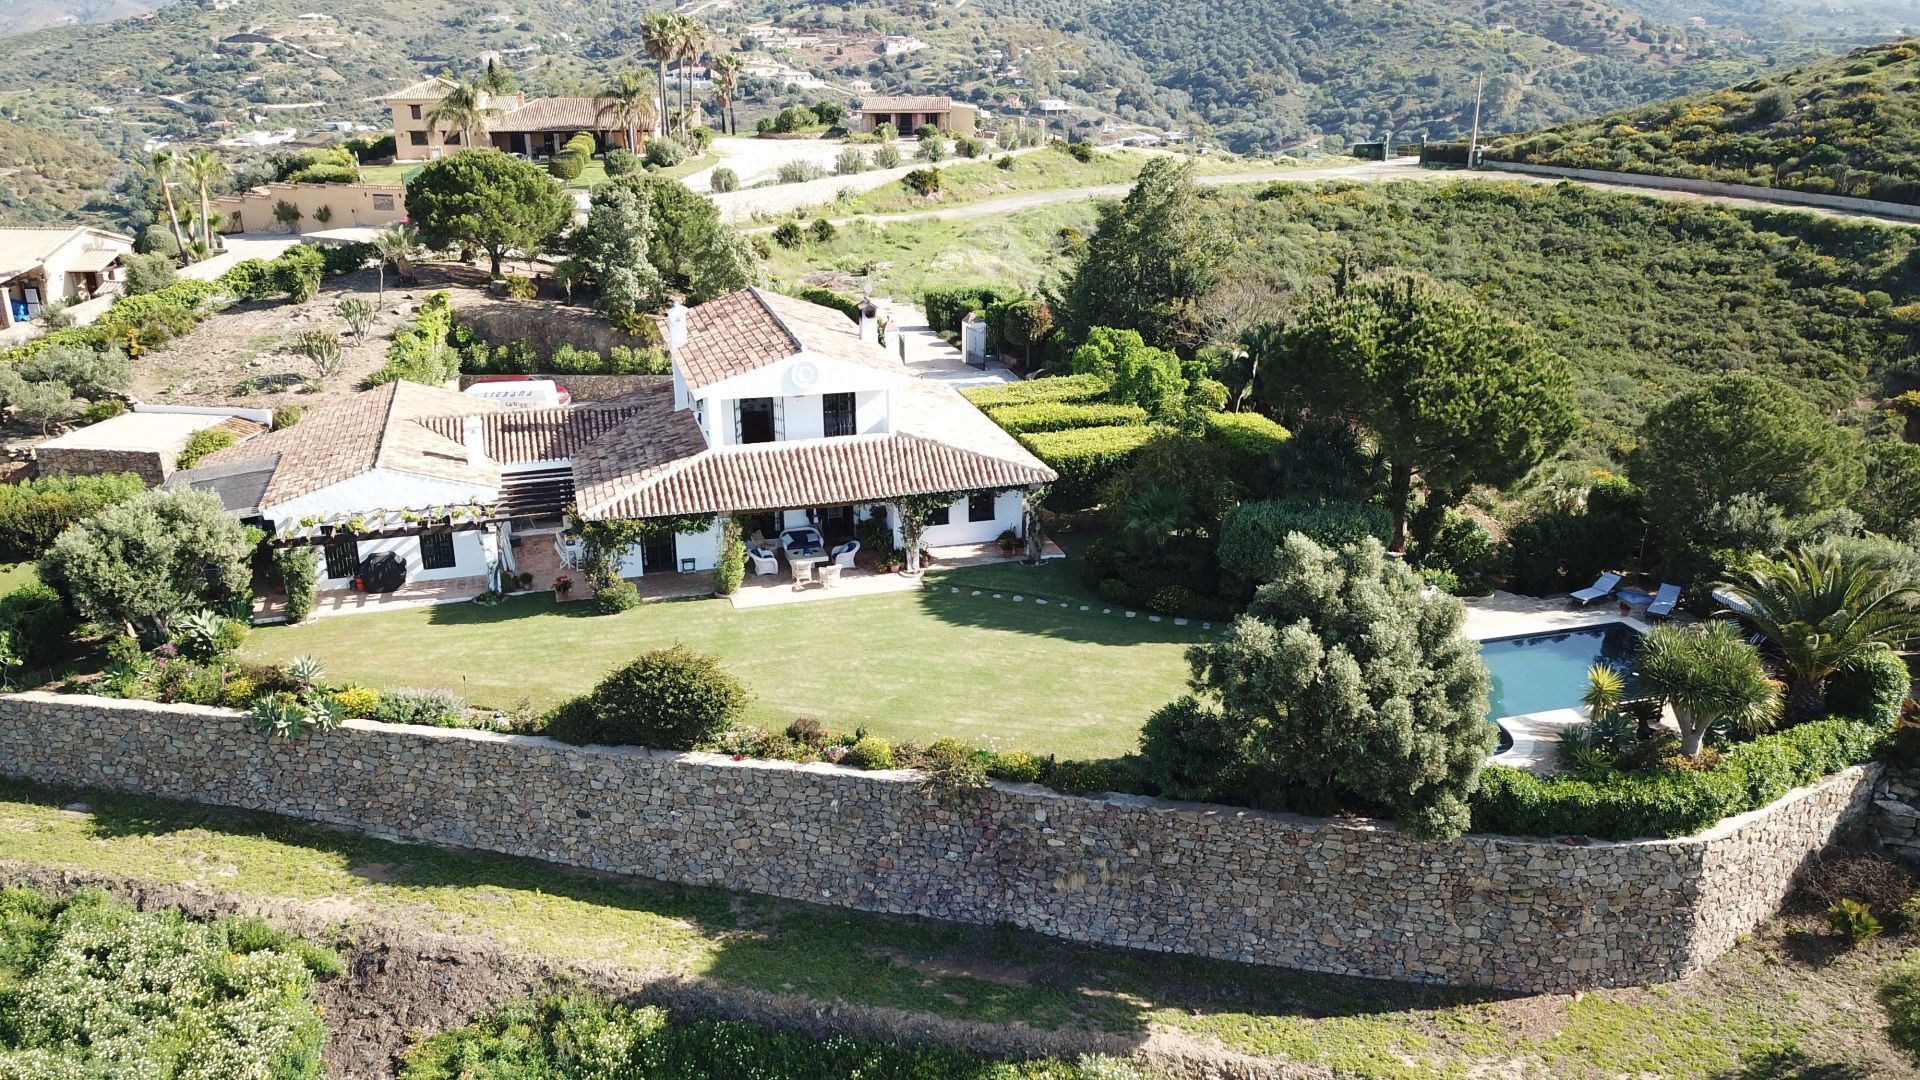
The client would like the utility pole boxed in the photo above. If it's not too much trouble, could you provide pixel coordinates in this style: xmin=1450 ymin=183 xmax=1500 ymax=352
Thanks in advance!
xmin=1468 ymin=75 xmax=1484 ymax=169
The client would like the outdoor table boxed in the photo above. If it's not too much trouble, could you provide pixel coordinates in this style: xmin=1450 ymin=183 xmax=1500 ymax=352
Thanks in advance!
xmin=788 ymin=552 xmax=827 ymax=584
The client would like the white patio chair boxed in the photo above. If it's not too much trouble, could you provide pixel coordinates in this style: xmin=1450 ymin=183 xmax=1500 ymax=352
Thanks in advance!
xmin=747 ymin=546 xmax=780 ymax=577
xmin=831 ymin=540 xmax=859 ymax=569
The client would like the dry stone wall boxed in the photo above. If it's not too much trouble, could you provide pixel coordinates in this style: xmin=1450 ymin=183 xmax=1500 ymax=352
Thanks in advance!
xmin=0 ymin=692 xmax=1877 ymax=992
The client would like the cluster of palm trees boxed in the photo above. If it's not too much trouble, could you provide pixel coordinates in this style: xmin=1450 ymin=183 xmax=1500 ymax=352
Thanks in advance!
xmin=640 ymin=12 xmax=718 ymax=139
xmin=147 ymin=148 xmax=228 ymax=262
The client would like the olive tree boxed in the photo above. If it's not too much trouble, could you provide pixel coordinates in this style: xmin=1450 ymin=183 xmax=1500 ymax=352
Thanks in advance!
xmin=40 ymin=489 xmax=252 ymax=646
xmin=1149 ymin=534 xmax=1495 ymax=840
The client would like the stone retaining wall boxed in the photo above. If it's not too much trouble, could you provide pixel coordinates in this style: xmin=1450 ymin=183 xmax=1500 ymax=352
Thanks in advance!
xmin=0 ymin=692 xmax=1877 ymax=992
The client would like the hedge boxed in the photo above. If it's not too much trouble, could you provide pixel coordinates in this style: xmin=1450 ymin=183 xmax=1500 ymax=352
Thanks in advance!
xmin=922 ymin=283 xmax=1021 ymax=335
xmin=1217 ymin=499 xmax=1395 ymax=583
xmin=1017 ymin=424 xmax=1156 ymax=509
xmin=961 ymin=373 xmax=1111 ymax=410
xmin=984 ymin=400 xmax=1147 ymax=434
xmin=0 ymin=473 xmax=146 ymax=563
xmin=1468 ymin=717 xmax=1889 ymax=841
xmin=788 ymin=285 xmax=862 ymax=322
xmin=1203 ymin=411 xmax=1290 ymax=475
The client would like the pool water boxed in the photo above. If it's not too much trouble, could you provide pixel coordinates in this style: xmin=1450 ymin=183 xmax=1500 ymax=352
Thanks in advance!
xmin=1478 ymin=623 xmax=1640 ymax=721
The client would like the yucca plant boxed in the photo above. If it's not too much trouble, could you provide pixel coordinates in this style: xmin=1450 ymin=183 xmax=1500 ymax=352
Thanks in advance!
xmin=1720 ymin=545 xmax=1920 ymax=721
xmin=286 ymin=656 xmax=325 ymax=688
xmin=1581 ymin=662 xmax=1627 ymax=716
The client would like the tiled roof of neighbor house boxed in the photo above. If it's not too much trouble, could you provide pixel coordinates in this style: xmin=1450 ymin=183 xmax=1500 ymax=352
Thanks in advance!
xmin=385 ymin=76 xmax=458 ymax=102
xmin=860 ymin=95 xmax=956 ymax=112
xmin=163 ymin=455 xmax=280 ymax=516
xmin=416 ymin=382 xmax=669 ymax=463
xmin=497 ymin=97 xmax=605 ymax=132
xmin=0 ymin=227 xmax=134 ymax=282
xmin=673 ymin=287 xmax=903 ymax=391
xmin=193 ymin=382 xmax=502 ymax=510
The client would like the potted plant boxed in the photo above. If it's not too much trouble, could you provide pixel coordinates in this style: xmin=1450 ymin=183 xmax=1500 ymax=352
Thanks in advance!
xmin=517 ymin=570 xmax=534 ymax=590
xmin=997 ymin=528 xmax=1018 ymax=555
xmin=553 ymin=574 xmax=574 ymax=600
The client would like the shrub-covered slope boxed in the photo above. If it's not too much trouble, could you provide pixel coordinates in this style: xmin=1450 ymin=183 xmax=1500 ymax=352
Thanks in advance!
xmin=1483 ymin=39 xmax=1920 ymax=204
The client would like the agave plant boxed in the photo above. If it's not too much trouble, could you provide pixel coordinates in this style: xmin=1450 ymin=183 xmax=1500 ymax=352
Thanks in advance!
xmin=1719 ymin=545 xmax=1920 ymax=721
xmin=286 ymin=656 xmax=326 ymax=688
xmin=170 ymin=609 xmax=225 ymax=661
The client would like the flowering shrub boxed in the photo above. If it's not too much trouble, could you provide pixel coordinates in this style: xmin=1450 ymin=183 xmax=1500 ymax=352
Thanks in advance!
xmin=0 ymin=887 xmax=331 ymax=1079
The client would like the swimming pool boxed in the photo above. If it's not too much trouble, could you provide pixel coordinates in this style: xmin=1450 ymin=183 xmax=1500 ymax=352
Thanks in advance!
xmin=1478 ymin=623 xmax=1640 ymax=721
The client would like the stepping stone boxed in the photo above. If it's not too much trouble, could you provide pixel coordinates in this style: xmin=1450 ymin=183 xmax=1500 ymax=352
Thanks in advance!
xmin=1012 ymin=595 xmax=1024 ymax=602
xmin=993 ymin=593 xmax=1002 ymax=598
xmin=1079 ymin=605 xmax=1089 ymax=612
xmin=1202 ymin=622 xmax=1212 ymax=630
xmin=1102 ymin=608 xmax=1111 ymax=614
xmin=1149 ymin=615 xmax=1162 ymax=622
xmin=1174 ymin=617 xmax=1188 ymax=626
xmin=971 ymin=590 xmax=981 ymax=596
xmin=951 ymin=586 xmax=959 ymax=593
xmin=1125 ymin=611 xmax=1136 ymax=618
xmin=1035 ymin=598 xmax=1047 ymax=605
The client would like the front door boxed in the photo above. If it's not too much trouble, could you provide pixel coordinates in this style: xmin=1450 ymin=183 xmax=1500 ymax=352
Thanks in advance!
xmin=641 ymin=533 xmax=676 ymax=575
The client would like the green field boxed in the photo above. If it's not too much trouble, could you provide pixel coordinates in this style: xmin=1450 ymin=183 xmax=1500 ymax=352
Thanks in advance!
xmin=240 ymin=585 xmax=1198 ymax=758
xmin=0 ymin=779 xmax=1907 ymax=1078
xmin=761 ymin=200 xmax=1094 ymax=300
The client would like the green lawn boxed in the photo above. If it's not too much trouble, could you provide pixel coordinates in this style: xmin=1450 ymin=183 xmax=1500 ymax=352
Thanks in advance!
xmin=240 ymin=587 xmax=1198 ymax=758
xmin=0 ymin=779 xmax=1905 ymax=1078
xmin=0 ymin=563 xmax=38 ymax=595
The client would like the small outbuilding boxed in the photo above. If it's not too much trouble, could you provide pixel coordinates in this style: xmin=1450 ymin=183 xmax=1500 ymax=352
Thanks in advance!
xmin=33 ymin=408 xmax=268 ymax=487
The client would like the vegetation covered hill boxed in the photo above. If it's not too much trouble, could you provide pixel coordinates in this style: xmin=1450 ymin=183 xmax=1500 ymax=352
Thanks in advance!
xmin=0 ymin=117 xmax=124 ymax=223
xmin=0 ymin=0 xmax=164 ymax=39
xmin=968 ymin=0 xmax=1803 ymax=152
xmin=1208 ymin=178 xmax=1918 ymax=452
xmin=1482 ymin=38 xmax=1920 ymax=204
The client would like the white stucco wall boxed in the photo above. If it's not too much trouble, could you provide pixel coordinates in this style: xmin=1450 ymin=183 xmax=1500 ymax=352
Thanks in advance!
xmin=314 ymin=531 xmax=492 ymax=591
xmin=920 ymin=490 xmax=1022 ymax=547
xmin=612 ymin=518 xmax=724 ymax=577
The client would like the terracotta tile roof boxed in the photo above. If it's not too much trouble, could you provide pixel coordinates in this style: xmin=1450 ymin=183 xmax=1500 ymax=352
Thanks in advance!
xmin=575 ymin=432 xmax=1056 ymax=520
xmin=416 ymin=381 xmax=670 ymax=463
xmin=196 ymin=382 xmax=501 ymax=510
xmin=385 ymin=76 xmax=458 ymax=102
xmin=674 ymin=288 xmax=903 ymax=391
xmin=570 ymin=402 xmax=713 ymax=515
xmin=860 ymin=95 xmax=958 ymax=112
xmin=497 ymin=96 xmax=606 ymax=132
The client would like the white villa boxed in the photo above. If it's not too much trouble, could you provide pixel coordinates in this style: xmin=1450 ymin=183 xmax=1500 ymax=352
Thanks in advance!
xmin=167 ymin=288 xmax=1055 ymax=607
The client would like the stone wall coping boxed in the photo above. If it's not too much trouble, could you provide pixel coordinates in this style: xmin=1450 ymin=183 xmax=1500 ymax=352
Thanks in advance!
xmin=11 ymin=691 xmax=1873 ymax=852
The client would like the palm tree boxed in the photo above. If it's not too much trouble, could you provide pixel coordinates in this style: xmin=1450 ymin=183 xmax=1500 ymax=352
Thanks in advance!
xmin=1635 ymin=621 xmax=1782 ymax=757
xmin=182 ymin=149 xmax=226 ymax=257
xmin=148 ymin=150 xmax=188 ymax=258
xmin=640 ymin=13 xmax=678 ymax=139
xmin=1720 ymin=545 xmax=1920 ymax=720
xmin=710 ymin=53 xmax=742 ymax=135
xmin=369 ymin=224 xmax=423 ymax=306
xmin=676 ymin=16 xmax=708 ymax=136
xmin=596 ymin=70 xmax=656 ymax=154
xmin=424 ymin=78 xmax=502 ymax=151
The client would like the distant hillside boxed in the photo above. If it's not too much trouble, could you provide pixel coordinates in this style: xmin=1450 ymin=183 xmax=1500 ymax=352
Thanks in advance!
xmin=1482 ymin=39 xmax=1920 ymax=205
xmin=1611 ymin=0 xmax=1917 ymax=39
xmin=0 ymin=117 xmax=124 ymax=223
xmin=966 ymin=0 xmax=1807 ymax=153
xmin=0 ymin=0 xmax=166 ymax=39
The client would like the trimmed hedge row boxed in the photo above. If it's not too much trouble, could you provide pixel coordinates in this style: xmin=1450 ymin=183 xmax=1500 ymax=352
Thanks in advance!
xmin=962 ymin=373 xmax=1111 ymax=409
xmin=984 ymin=400 xmax=1148 ymax=434
xmin=1017 ymin=424 xmax=1156 ymax=509
xmin=1203 ymin=411 xmax=1290 ymax=475
xmin=787 ymin=285 xmax=862 ymax=322
xmin=1217 ymin=499 xmax=1395 ymax=583
xmin=922 ymin=283 xmax=1021 ymax=336
xmin=1469 ymin=717 xmax=1888 ymax=841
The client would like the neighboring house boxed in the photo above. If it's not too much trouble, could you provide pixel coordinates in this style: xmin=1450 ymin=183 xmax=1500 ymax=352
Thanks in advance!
xmin=35 ymin=408 xmax=267 ymax=487
xmin=168 ymin=289 xmax=1055 ymax=605
xmin=0 ymin=227 xmax=134 ymax=332
xmin=387 ymin=76 xmax=667 ymax=163
xmin=856 ymin=95 xmax=978 ymax=137
xmin=880 ymin=35 xmax=928 ymax=56
xmin=1035 ymin=98 xmax=1075 ymax=115
xmin=210 ymin=181 xmax=408 ymax=235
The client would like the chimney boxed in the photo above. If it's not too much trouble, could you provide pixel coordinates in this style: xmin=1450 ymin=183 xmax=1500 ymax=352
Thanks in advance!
xmin=666 ymin=299 xmax=689 ymax=349
xmin=858 ymin=297 xmax=880 ymax=345
xmin=462 ymin=414 xmax=487 ymax=469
